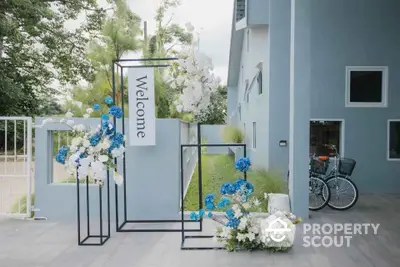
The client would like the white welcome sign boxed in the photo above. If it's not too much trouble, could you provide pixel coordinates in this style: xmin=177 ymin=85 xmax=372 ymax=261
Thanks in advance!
xmin=127 ymin=68 xmax=156 ymax=146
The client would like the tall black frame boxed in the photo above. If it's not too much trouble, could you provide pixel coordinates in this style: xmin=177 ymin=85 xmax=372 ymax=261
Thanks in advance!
xmin=112 ymin=58 xmax=201 ymax=233
xmin=180 ymin=124 xmax=247 ymax=250
xmin=76 ymin=170 xmax=111 ymax=246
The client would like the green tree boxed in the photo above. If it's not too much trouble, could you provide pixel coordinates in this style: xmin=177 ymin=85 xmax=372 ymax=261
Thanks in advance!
xmin=65 ymin=0 xmax=142 ymax=114
xmin=0 ymin=0 xmax=106 ymax=116
xmin=144 ymin=0 xmax=194 ymax=118
xmin=195 ymin=85 xmax=227 ymax=124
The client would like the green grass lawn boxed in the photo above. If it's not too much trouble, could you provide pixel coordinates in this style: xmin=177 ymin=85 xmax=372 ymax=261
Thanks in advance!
xmin=184 ymin=154 xmax=287 ymax=212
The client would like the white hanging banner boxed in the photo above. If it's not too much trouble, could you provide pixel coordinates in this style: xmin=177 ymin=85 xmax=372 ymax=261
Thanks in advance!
xmin=128 ymin=67 xmax=156 ymax=146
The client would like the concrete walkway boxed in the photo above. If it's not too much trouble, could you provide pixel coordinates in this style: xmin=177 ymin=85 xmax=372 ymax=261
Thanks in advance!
xmin=0 ymin=194 xmax=399 ymax=267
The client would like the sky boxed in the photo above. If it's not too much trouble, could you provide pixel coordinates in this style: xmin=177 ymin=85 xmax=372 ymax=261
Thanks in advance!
xmin=126 ymin=0 xmax=234 ymax=83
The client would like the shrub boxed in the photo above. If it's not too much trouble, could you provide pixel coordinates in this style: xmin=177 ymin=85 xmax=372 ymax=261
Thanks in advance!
xmin=11 ymin=193 xmax=35 ymax=218
xmin=221 ymin=125 xmax=244 ymax=144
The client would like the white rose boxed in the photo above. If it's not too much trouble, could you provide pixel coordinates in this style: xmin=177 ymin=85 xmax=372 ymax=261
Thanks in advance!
xmin=65 ymin=111 xmax=74 ymax=118
xmin=66 ymin=120 xmax=74 ymax=126
xmin=101 ymin=139 xmax=110 ymax=150
xmin=79 ymin=147 xmax=85 ymax=153
xmin=114 ymin=171 xmax=123 ymax=186
xmin=176 ymin=105 xmax=183 ymax=113
xmin=99 ymin=155 xmax=109 ymax=163
xmin=73 ymin=124 xmax=85 ymax=132
xmin=71 ymin=137 xmax=81 ymax=147
xmin=86 ymin=108 xmax=93 ymax=114
xmin=83 ymin=139 xmax=90 ymax=148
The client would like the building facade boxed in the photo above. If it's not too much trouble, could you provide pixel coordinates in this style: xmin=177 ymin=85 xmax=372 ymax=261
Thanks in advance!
xmin=227 ymin=0 xmax=400 ymax=217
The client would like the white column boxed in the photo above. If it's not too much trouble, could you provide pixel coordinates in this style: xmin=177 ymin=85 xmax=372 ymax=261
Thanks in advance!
xmin=289 ymin=0 xmax=311 ymax=218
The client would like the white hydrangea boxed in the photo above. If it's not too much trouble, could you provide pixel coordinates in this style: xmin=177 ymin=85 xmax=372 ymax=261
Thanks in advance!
xmin=65 ymin=111 xmax=74 ymax=118
xmin=172 ymin=36 xmax=220 ymax=116
xmin=114 ymin=171 xmax=124 ymax=186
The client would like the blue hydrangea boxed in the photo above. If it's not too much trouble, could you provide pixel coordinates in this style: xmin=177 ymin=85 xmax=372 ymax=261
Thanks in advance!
xmin=234 ymin=178 xmax=254 ymax=193
xmin=220 ymin=183 xmax=236 ymax=195
xmin=93 ymin=104 xmax=100 ymax=110
xmin=104 ymin=96 xmax=113 ymax=105
xmin=108 ymin=132 xmax=124 ymax=152
xmin=225 ymin=208 xmax=234 ymax=219
xmin=235 ymin=157 xmax=251 ymax=172
xmin=199 ymin=209 xmax=205 ymax=217
xmin=101 ymin=114 xmax=110 ymax=121
xmin=226 ymin=218 xmax=240 ymax=229
xmin=205 ymin=194 xmax=216 ymax=210
xmin=207 ymin=212 xmax=213 ymax=218
xmin=55 ymin=146 xmax=69 ymax=164
xmin=217 ymin=197 xmax=230 ymax=209
xmin=109 ymin=106 xmax=123 ymax=119
xmin=105 ymin=124 xmax=115 ymax=136
xmin=112 ymin=133 xmax=124 ymax=145
xmin=190 ymin=211 xmax=199 ymax=221
xmin=90 ymin=135 xmax=101 ymax=146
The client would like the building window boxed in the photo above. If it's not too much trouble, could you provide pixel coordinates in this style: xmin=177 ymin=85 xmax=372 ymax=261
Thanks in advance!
xmin=345 ymin=66 xmax=388 ymax=107
xmin=246 ymin=30 xmax=250 ymax=52
xmin=257 ymin=71 xmax=262 ymax=95
xmin=236 ymin=0 xmax=246 ymax=22
xmin=388 ymin=120 xmax=400 ymax=160
xmin=310 ymin=120 xmax=343 ymax=156
xmin=252 ymin=122 xmax=256 ymax=149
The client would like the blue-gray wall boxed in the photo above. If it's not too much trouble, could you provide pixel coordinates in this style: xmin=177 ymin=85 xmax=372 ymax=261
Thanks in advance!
xmin=248 ymin=0 xmax=270 ymax=26
xmin=34 ymin=118 xmax=197 ymax=221
xmin=267 ymin=0 xmax=291 ymax=176
xmin=228 ymin=0 xmax=400 ymax=194
xmin=309 ymin=0 xmax=400 ymax=193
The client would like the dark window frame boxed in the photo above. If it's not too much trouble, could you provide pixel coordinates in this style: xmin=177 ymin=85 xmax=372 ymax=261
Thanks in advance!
xmin=388 ymin=119 xmax=400 ymax=160
xmin=345 ymin=66 xmax=388 ymax=108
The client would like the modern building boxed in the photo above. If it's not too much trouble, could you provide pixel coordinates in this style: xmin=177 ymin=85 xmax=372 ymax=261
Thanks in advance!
xmin=227 ymin=0 xmax=400 ymax=217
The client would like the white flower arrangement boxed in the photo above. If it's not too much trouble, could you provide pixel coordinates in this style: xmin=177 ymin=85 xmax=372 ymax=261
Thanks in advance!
xmin=37 ymin=96 xmax=125 ymax=187
xmin=190 ymin=158 xmax=301 ymax=252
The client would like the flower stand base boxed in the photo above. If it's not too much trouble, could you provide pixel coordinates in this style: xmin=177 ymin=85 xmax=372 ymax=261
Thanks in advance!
xmin=76 ymin=171 xmax=111 ymax=246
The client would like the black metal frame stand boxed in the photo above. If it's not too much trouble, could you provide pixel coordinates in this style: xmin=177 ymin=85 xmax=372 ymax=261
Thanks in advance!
xmin=112 ymin=58 xmax=201 ymax=232
xmin=76 ymin=170 xmax=111 ymax=246
xmin=180 ymin=124 xmax=247 ymax=250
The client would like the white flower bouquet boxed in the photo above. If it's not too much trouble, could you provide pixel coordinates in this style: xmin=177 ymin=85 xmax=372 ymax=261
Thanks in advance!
xmin=38 ymin=96 xmax=125 ymax=186
xmin=190 ymin=157 xmax=301 ymax=252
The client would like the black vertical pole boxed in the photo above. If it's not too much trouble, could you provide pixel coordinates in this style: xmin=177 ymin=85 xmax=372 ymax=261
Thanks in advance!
xmin=107 ymin=170 xmax=111 ymax=237
xmin=86 ymin=176 xmax=90 ymax=236
xmin=76 ymin=170 xmax=81 ymax=245
xmin=243 ymin=144 xmax=247 ymax=181
xmin=197 ymin=123 xmax=203 ymax=231
xmin=112 ymin=62 xmax=119 ymax=232
xmin=99 ymin=184 xmax=103 ymax=243
xmin=180 ymin=145 xmax=185 ymax=244
xmin=120 ymin=69 xmax=127 ymax=222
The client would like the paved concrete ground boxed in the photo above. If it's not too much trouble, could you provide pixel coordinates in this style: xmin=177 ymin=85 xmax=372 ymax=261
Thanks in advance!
xmin=0 ymin=194 xmax=399 ymax=267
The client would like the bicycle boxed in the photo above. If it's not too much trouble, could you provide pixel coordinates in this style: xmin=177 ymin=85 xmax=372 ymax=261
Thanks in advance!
xmin=308 ymin=159 xmax=330 ymax=211
xmin=287 ymin=165 xmax=330 ymax=211
xmin=309 ymin=145 xmax=359 ymax=210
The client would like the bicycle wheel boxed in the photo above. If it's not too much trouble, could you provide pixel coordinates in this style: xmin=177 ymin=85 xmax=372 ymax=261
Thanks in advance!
xmin=325 ymin=175 xmax=358 ymax=210
xmin=309 ymin=176 xmax=330 ymax=211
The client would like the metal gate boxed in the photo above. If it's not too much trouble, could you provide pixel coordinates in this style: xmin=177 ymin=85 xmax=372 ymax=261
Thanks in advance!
xmin=0 ymin=117 xmax=33 ymax=218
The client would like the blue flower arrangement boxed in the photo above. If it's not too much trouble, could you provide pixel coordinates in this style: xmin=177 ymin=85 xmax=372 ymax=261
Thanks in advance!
xmin=54 ymin=96 xmax=126 ymax=186
xmin=235 ymin=157 xmax=251 ymax=172
xmin=187 ymin=157 xmax=301 ymax=252
xmin=189 ymin=157 xmax=253 ymax=224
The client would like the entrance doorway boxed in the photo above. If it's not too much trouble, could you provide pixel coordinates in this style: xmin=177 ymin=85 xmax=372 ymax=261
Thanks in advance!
xmin=310 ymin=119 xmax=344 ymax=156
